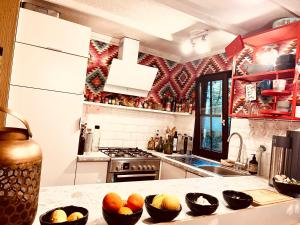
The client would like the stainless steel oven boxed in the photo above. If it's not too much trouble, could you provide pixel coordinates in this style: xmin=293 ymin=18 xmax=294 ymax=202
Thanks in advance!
xmin=100 ymin=148 xmax=161 ymax=183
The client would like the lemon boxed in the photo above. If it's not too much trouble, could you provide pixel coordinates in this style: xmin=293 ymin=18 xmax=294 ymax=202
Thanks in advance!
xmin=67 ymin=212 xmax=84 ymax=222
xmin=50 ymin=209 xmax=67 ymax=223
xmin=161 ymin=195 xmax=180 ymax=211
xmin=151 ymin=194 xmax=166 ymax=209
xmin=118 ymin=206 xmax=133 ymax=215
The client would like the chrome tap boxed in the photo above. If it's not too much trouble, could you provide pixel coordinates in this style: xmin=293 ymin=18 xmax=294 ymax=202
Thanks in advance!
xmin=227 ymin=132 xmax=247 ymax=170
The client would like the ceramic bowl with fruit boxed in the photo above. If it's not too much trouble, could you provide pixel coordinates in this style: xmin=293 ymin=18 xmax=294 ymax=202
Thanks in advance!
xmin=273 ymin=175 xmax=300 ymax=197
xmin=39 ymin=205 xmax=88 ymax=225
xmin=185 ymin=193 xmax=219 ymax=216
xmin=102 ymin=192 xmax=144 ymax=225
xmin=145 ymin=194 xmax=181 ymax=222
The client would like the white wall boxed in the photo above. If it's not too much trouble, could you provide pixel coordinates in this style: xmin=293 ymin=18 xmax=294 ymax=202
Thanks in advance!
xmin=229 ymin=118 xmax=300 ymax=178
xmin=83 ymin=104 xmax=195 ymax=149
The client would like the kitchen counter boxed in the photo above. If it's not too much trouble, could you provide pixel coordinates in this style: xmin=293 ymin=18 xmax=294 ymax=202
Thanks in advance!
xmin=77 ymin=152 xmax=110 ymax=162
xmin=145 ymin=150 xmax=226 ymax=177
xmin=33 ymin=176 xmax=300 ymax=225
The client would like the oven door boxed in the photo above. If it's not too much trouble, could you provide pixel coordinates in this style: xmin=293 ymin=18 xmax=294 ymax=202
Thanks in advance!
xmin=107 ymin=171 xmax=159 ymax=183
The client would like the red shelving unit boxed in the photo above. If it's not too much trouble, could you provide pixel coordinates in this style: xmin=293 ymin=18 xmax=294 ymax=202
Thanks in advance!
xmin=232 ymin=69 xmax=295 ymax=82
xmin=227 ymin=21 xmax=300 ymax=120
xmin=261 ymin=90 xmax=291 ymax=96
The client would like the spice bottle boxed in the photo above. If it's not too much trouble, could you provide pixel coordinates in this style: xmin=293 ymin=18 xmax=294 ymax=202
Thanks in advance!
xmin=248 ymin=154 xmax=258 ymax=175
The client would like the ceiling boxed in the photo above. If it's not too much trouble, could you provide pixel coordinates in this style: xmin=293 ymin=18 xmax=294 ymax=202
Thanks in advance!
xmin=26 ymin=0 xmax=299 ymax=62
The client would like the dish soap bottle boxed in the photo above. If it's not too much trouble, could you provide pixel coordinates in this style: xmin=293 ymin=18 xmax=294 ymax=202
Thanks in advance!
xmin=248 ymin=154 xmax=258 ymax=175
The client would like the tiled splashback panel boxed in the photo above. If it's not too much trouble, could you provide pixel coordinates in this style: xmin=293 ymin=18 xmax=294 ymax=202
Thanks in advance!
xmin=85 ymin=39 xmax=231 ymax=103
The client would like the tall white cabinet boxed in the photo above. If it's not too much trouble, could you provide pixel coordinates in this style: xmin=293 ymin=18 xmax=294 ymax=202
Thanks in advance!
xmin=6 ymin=8 xmax=91 ymax=187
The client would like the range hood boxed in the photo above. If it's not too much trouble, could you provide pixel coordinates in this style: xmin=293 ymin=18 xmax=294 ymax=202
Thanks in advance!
xmin=103 ymin=38 xmax=158 ymax=97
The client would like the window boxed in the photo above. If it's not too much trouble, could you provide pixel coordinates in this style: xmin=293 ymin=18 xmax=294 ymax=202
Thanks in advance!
xmin=193 ymin=71 xmax=232 ymax=160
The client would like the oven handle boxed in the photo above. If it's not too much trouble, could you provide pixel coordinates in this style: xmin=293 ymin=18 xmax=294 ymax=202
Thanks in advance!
xmin=116 ymin=173 xmax=157 ymax=178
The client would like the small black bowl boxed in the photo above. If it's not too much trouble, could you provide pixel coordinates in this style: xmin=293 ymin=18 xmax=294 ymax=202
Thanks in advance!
xmin=145 ymin=195 xmax=181 ymax=222
xmin=273 ymin=177 xmax=300 ymax=198
xmin=40 ymin=205 xmax=88 ymax=225
xmin=102 ymin=207 xmax=143 ymax=225
xmin=185 ymin=193 xmax=219 ymax=216
xmin=223 ymin=190 xmax=253 ymax=210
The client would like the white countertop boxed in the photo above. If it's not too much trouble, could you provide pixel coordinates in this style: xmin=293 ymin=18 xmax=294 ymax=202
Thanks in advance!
xmin=77 ymin=151 xmax=110 ymax=162
xmin=33 ymin=176 xmax=300 ymax=225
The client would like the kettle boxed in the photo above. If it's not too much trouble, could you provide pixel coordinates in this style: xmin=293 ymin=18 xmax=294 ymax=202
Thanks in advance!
xmin=0 ymin=107 xmax=42 ymax=225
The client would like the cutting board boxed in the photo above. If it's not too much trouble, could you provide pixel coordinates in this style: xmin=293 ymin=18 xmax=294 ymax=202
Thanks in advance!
xmin=243 ymin=189 xmax=293 ymax=206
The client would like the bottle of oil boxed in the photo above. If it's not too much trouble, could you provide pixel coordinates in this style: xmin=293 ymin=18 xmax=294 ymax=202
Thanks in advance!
xmin=248 ymin=154 xmax=258 ymax=175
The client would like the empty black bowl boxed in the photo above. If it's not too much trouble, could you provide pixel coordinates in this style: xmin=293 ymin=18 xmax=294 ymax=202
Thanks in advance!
xmin=185 ymin=193 xmax=219 ymax=216
xmin=102 ymin=207 xmax=143 ymax=225
xmin=40 ymin=205 xmax=88 ymax=225
xmin=223 ymin=190 xmax=253 ymax=210
xmin=145 ymin=195 xmax=181 ymax=222
xmin=273 ymin=177 xmax=300 ymax=198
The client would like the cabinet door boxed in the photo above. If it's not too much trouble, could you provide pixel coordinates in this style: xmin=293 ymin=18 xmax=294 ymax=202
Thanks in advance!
xmin=75 ymin=162 xmax=108 ymax=184
xmin=16 ymin=8 xmax=91 ymax=57
xmin=186 ymin=171 xmax=202 ymax=178
xmin=6 ymin=85 xmax=83 ymax=187
xmin=160 ymin=161 xmax=186 ymax=180
xmin=11 ymin=42 xmax=87 ymax=94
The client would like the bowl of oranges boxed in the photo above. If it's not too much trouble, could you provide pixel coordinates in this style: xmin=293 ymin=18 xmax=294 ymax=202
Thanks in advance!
xmin=102 ymin=192 xmax=144 ymax=225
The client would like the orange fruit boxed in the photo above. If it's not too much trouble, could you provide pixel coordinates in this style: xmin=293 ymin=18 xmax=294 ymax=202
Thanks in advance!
xmin=126 ymin=193 xmax=144 ymax=212
xmin=103 ymin=192 xmax=123 ymax=213
xmin=118 ymin=207 xmax=133 ymax=215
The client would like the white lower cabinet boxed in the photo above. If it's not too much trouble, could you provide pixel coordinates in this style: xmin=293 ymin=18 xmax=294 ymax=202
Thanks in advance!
xmin=160 ymin=161 xmax=186 ymax=179
xmin=160 ymin=161 xmax=203 ymax=180
xmin=75 ymin=162 xmax=108 ymax=185
xmin=186 ymin=171 xmax=202 ymax=178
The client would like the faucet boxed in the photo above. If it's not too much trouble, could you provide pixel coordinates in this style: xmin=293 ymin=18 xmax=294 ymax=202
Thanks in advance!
xmin=227 ymin=132 xmax=247 ymax=170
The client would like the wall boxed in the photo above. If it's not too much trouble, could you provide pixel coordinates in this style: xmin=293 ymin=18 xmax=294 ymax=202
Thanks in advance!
xmin=83 ymin=39 xmax=231 ymax=149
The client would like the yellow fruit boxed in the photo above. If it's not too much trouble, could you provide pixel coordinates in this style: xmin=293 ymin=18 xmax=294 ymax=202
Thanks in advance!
xmin=118 ymin=207 xmax=133 ymax=215
xmin=67 ymin=212 xmax=84 ymax=222
xmin=50 ymin=209 xmax=67 ymax=223
xmin=161 ymin=195 xmax=180 ymax=211
xmin=151 ymin=194 xmax=166 ymax=209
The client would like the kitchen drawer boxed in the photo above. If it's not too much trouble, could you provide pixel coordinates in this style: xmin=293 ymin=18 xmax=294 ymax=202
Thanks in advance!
xmin=11 ymin=42 xmax=87 ymax=94
xmin=75 ymin=161 xmax=108 ymax=184
xmin=160 ymin=161 xmax=186 ymax=180
xmin=16 ymin=8 xmax=90 ymax=57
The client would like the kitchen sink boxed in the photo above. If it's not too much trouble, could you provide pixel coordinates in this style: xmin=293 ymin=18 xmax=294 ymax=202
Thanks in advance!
xmin=199 ymin=166 xmax=250 ymax=176
xmin=167 ymin=155 xmax=220 ymax=167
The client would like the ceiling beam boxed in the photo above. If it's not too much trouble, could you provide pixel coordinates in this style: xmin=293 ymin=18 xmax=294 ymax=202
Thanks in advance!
xmin=155 ymin=0 xmax=248 ymax=35
xmin=45 ymin=0 xmax=174 ymax=41
xmin=270 ymin=0 xmax=300 ymax=17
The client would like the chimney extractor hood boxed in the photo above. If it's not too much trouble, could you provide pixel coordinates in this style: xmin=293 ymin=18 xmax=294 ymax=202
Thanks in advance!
xmin=103 ymin=38 xmax=158 ymax=97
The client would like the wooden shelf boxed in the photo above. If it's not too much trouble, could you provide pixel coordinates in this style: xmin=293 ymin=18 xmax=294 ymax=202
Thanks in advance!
xmin=230 ymin=113 xmax=300 ymax=121
xmin=261 ymin=90 xmax=291 ymax=96
xmin=243 ymin=21 xmax=300 ymax=47
xmin=233 ymin=69 xmax=295 ymax=82
xmin=83 ymin=101 xmax=192 ymax=116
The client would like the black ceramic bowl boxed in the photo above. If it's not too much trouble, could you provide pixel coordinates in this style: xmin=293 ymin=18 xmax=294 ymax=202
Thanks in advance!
xmin=39 ymin=205 xmax=88 ymax=225
xmin=273 ymin=177 xmax=300 ymax=198
xmin=145 ymin=195 xmax=181 ymax=222
xmin=102 ymin=207 xmax=143 ymax=225
xmin=223 ymin=190 xmax=253 ymax=210
xmin=185 ymin=193 xmax=219 ymax=216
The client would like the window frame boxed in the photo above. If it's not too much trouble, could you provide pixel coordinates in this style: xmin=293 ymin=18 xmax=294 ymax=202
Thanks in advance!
xmin=193 ymin=70 xmax=232 ymax=161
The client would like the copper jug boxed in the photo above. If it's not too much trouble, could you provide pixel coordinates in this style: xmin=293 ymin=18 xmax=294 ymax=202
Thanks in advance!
xmin=0 ymin=107 xmax=42 ymax=225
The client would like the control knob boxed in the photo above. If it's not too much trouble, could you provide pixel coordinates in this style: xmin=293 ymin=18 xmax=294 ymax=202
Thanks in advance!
xmin=138 ymin=165 xmax=143 ymax=170
xmin=143 ymin=165 xmax=147 ymax=170
xmin=151 ymin=165 xmax=156 ymax=170
xmin=147 ymin=165 xmax=152 ymax=170
xmin=131 ymin=165 xmax=137 ymax=170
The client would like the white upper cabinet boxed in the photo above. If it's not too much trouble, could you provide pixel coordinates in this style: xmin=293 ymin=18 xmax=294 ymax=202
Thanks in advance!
xmin=11 ymin=42 xmax=87 ymax=94
xmin=16 ymin=8 xmax=91 ymax=57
